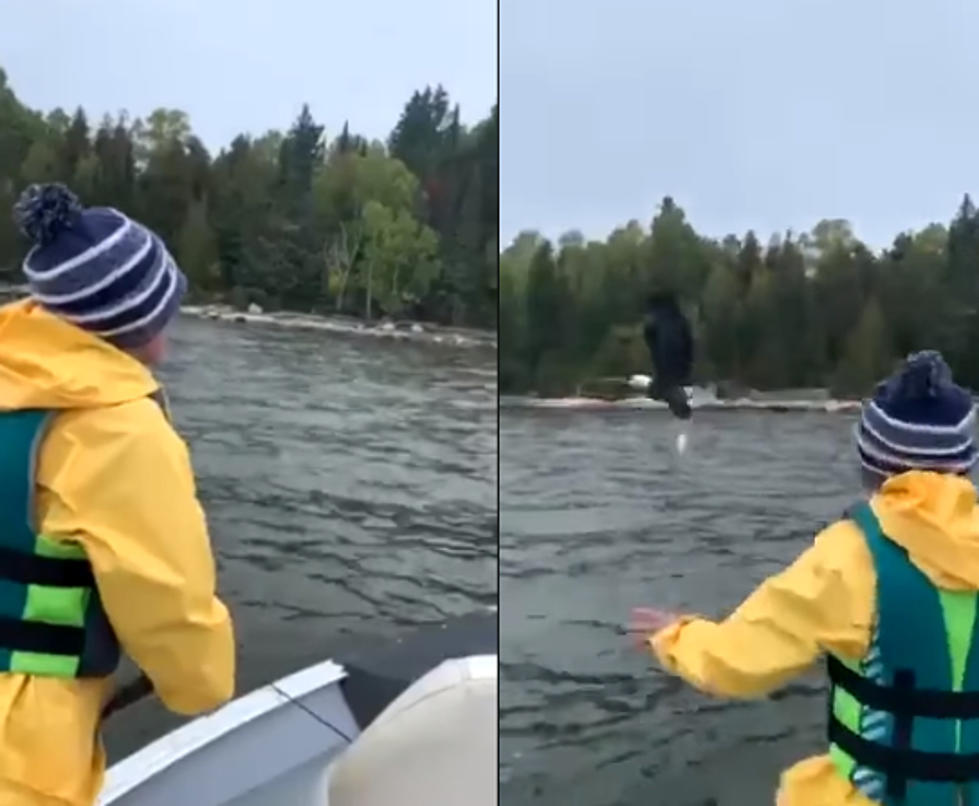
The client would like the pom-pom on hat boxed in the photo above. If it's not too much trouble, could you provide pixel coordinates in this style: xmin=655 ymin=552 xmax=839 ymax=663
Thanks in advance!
xmin=12 ymin=183 xmax=187 ymax=350
xmin=855 ymin=350 xmax=977 ymax=478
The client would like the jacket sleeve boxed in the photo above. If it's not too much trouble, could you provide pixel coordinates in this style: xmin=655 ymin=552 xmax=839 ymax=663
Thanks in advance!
xmin=649 ymin=520 xmax=875 ymax=698
xmin=39 ymin=399 xmax=236 ymax=715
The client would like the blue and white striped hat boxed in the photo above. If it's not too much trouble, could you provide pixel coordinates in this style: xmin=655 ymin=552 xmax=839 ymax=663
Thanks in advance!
xmin=856 ymin=350 xmax=977 ymax=478
xmin=13 ymin=183 xmax=187 ymax=350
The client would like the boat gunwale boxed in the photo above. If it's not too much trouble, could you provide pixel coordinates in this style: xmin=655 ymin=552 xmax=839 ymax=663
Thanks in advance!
xmin=99 ymin=659 xmax=347 ymax=802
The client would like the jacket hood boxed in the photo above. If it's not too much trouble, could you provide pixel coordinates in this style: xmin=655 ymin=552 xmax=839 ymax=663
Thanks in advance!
xmin=0 ymin=298 xmax=157 ymax=410
xmin=873 ymin=470 xmax=979 ymax=590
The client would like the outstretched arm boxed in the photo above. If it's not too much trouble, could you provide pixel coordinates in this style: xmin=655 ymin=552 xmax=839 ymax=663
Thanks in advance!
xmin=642 ymin=521 xmax=874 ymax=698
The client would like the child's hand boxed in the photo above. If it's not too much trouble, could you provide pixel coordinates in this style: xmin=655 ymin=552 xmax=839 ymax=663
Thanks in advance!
xmin=628 ymin=607 xmax=682 ymax=649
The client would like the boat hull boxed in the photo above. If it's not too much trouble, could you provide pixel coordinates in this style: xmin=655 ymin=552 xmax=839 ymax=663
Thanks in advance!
xmin=98 ymin=611 xmax=497 ymax=805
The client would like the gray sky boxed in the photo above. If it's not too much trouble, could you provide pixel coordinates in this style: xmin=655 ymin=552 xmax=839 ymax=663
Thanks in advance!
xmin=502 ymin=0 xmax=979 ymax=251
xmin=1 ymin=0 xmax=497 ymax=151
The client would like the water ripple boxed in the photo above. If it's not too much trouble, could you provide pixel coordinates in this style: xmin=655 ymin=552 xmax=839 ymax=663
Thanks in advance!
xmin=501 ymin=409 xmax=858 ymax=806
xmin=104 ymin=314 xmax=497 ymax=761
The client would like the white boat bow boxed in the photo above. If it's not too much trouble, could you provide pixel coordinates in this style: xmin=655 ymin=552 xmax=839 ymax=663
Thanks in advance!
xmin=98 ymin=611 xmax=497 ymax=806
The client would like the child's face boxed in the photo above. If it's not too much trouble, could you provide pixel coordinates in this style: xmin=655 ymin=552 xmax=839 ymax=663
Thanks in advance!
xmin=129 ymin=331 xmax=168 ymax=366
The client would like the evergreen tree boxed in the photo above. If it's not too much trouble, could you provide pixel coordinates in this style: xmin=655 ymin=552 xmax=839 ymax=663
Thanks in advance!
xmin=62 ymin=107 xmax=90 ymax=176
xmin=0 ymin=66 xmax=493 ymax=330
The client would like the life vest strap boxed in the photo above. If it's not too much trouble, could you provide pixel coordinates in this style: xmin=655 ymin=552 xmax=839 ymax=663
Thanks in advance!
xmin=829 ymin=712 xmax=979 ymax=782
xmin=829 ymin=654 xmax=979 ymax=718
xmin=0 ymin=615 xmax=84 ymax=656
xmin=0 ymin=544 xmax=94 ymax=588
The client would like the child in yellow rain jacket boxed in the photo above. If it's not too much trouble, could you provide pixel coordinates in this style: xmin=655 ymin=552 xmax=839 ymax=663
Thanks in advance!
xmin=0 ymin=184 xmax=235 ymax=806
xmin=633 ymin=350 xmax=979 ymax=806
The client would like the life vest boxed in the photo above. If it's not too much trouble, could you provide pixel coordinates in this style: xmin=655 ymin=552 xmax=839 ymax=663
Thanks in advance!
xmin=0 ymin=408 xmax=119 ymax=677
xmin=827 ymin=501 xmax=979 ymax=804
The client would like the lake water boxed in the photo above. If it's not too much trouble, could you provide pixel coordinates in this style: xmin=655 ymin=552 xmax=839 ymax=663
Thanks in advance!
xmin=500 ymin=407 xmax=862 ymax=806
xmin=103 ymin=314 xmax=498 ymax=760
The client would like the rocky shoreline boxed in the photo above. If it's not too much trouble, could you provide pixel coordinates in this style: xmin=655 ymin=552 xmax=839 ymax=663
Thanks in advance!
xmin=181 ymin=304 xmax=496 ymax=350
xmin=0 ymin=285 xmax=496 ymax=350
xmin=501 ymin=395 xmax=863 ymax=413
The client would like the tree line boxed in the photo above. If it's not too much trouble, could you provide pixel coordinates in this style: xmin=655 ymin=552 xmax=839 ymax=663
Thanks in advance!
xmin=501 ymin=196 xmax=979 ymax=397
xmin=0 ymin=67 xmax=497 ymax=328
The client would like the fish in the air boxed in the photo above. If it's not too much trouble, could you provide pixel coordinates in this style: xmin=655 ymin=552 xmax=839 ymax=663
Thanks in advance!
xmin=642 ymin=292 xmax=693 ymax=420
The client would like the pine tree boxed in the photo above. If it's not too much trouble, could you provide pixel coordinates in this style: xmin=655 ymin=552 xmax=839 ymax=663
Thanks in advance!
xmin=62 ymin=107 xmax=90 ymax=176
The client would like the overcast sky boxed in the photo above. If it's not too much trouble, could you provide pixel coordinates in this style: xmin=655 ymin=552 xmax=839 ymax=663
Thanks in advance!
xmin=1 ymin=0 xmax=497 ymax=151
xmin=501 ymin=0 xmax=979 ymax=250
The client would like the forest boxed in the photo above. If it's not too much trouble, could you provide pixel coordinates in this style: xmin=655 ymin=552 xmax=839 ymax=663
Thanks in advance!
xmin=501 ymin=196 xmax=979 ymax=397
xmin=0 ymin=67 xmax=497 ymax=329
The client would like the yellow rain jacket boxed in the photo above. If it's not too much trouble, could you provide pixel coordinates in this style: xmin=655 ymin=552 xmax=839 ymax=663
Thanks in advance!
xmin=0 ymin=299 xmax=235 ymax=806
xmin=650 ymin=470 xmax=979 ymax=806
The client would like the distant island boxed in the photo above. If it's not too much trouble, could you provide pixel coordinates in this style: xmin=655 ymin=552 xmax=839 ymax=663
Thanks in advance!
xmin=0 ymin=67 xmax=497 ymax=332
xmin=501 ymin=196 xmax=979 ymax=398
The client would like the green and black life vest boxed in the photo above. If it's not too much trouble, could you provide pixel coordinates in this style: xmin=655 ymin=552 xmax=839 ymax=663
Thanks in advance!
xmin=0 ymin=409 xmax=119 ymax=677
xmin=828 ymin=501 xmax=979 ymax=804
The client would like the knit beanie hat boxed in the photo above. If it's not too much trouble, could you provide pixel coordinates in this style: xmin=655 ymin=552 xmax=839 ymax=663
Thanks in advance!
xmin=855 ymin=350 xmax=977 ymax=478
xmin=12 ymin=183 xmax=187 ymax=350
